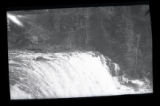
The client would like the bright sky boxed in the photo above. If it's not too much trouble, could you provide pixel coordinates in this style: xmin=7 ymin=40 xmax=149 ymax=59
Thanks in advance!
xmin=7 ymin=13 xmax=24 ymax=27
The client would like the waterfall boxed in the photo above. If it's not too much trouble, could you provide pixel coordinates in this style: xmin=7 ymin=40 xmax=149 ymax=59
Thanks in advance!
xmin=9 ymin=50 xmax=152 ymax=99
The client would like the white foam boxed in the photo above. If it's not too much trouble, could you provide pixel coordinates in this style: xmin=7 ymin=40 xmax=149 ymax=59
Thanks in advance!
xmin=10 ymin=84 xmax=33 ymax=99
xmin=9 ymin=51 xmax=152 ymax=99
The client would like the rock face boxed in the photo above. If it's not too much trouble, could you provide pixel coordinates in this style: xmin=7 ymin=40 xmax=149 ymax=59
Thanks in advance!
xmin=34 ymin=56 xmax=49 ymax=61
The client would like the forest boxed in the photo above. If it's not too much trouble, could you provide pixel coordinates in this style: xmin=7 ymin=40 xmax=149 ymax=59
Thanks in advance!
xmin=7 ymin=5 xmax=152 ymax=81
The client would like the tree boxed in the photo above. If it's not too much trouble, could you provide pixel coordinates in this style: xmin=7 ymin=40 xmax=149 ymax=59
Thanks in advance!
xmin=24 ymin=22 xmax=50 ymax=50
xmin=122 ymin=7 xmax=138 ymax=78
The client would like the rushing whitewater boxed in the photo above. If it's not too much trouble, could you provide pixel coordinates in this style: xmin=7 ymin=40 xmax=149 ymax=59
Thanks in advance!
xmin=8 ymin=50 xmax=152 ymax=99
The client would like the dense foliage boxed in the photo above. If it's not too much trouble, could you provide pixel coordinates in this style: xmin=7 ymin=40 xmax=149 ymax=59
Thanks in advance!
xmin=7 ymin=5 xmax=152 ymax=80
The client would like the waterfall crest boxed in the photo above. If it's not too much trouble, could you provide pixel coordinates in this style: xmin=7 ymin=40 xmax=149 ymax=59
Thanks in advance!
xmin=9 ymin=50 xmax=152 ymax=99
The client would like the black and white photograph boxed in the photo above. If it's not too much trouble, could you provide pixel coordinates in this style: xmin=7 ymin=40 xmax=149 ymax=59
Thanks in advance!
xmin=7 ymin=4 xmax=153 ymax=100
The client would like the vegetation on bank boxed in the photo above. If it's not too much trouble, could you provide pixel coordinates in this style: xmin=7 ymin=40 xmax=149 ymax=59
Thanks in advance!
xmin=8 ymin=5 xmax=152 ymax=81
